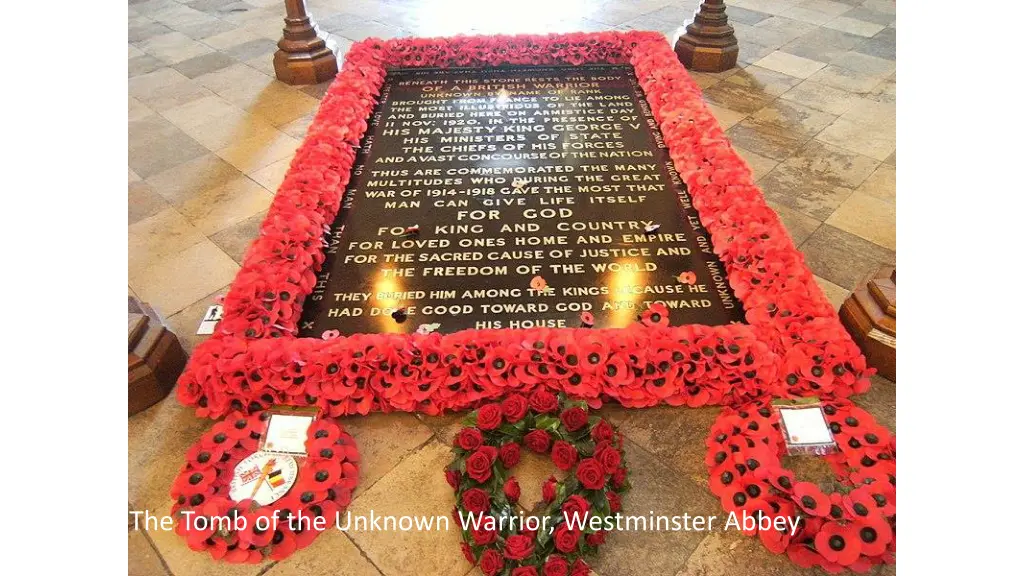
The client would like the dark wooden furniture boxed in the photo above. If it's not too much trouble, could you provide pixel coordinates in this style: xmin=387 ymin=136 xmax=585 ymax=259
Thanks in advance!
xmin=274 ymin=0 xmax=338 ymax=85
xmin=840 ymin=267 xmax=896 ymax=381
xmin=674 ymin=0 xmax=739 ymax=72
xmin=128 ymin=297 xmax=187 ymax=416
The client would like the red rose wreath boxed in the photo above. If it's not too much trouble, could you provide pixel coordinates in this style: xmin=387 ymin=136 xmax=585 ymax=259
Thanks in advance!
xmin=445 ymin=390 xmax=630 ymax=576
xmin=170 ymin=412 xmax=360 ymax=562
xmin=705 ymin=400 xmax=895 ymax=573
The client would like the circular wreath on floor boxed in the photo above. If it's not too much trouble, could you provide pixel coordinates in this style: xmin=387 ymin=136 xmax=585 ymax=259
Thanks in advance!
xmin=170 ymin=411 xmax=360 ymax=562
xmin=445 ymin=390 xmax=630 ymax=576
xmin=705 ymin=399 xmax=895 ymax=573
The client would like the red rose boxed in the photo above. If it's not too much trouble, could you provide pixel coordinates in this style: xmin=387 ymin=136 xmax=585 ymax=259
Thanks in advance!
xmin=543 ymin=554 xmax=569 ymax=576
xmin=461 ymin=541 xmax=476 ymax=563
xmin=606 ymin=490 xmax=622 ymax=513
xmin=479 ymin=548 xmax=503 ymax=576
xmin=612 ymin=467 xmax=627 ymax=489
xmin=585 ymin=531 xmax=606 ymax=546
xmin=594 ymin=443 xmax=621 ymax=474
xmin=551 ymin=440 xmax=578 ymax=471
xmin=570 ymin=558 xmax=590 ymax=576
xmin=529 ymin=389 xmax=559 ymax=413
xmin=553 ymin=523 xmax=580 ymax=553
xmin=457 ymin=428 xmax=484 ymax=451
xmin=466 ymin=446 xmax=498 ymax=482
xmin=504 ymin=477 xmax=521 ymax=503
xmin=477 ymin=403 xmax=503 ymax=431
xmin=503 ymin=533 xmax=535 ymax=560
xmin=524 ymin=430 xmax=551 ymax=453
xmin=575 ymin=458 xmax=605 ymax=490
xmin=560 ymin=495 xmax=590 ymax=524
xmin=542 ymin=476 xmax=557 ymax=502
xmin=591 ymin=419 xmax=614 ymax=444
xmin=501 ymin=394 xmax=529 ymax=423
xmin=560 ymin=407 xmax=588 ymax=432
xmin=472 ymin=523 xmax=497 ymax=545
xmin=512 ymin=567 xmax=538 ymax=576
xmin=446 ymin=468 xmax=461 ymax=489
xmin=461 ymin=488 xmax=490 ymax=513
xmin=499 ymin=443 xmax=521 ymax=469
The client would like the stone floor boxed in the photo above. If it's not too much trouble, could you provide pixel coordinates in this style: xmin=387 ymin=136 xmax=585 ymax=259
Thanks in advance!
xmin=127 ymin=1 xmax=896 ymax=575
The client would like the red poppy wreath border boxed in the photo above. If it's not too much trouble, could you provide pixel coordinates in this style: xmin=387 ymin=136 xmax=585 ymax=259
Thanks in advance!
xmin=705 ymin=399 xmax=895 ymax=573
xmin=175 ymin=31 xmax=874 ymax=420
xmin=170 ymin=412 xmax=360 ymax=562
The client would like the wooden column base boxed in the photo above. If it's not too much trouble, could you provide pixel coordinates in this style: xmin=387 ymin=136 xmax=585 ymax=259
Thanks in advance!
xmin=674 ymin=0 xmax=739 ymax=72
xmin=273 ymin=6 xmax=338 ymax=85
xmin=129 ymin=297 xmax=187 ymax=416
xmin=840 ymin=266 xmax=896 ymax=381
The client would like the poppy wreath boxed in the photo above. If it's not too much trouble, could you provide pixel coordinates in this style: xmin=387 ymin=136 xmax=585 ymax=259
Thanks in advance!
xmin=705 ymin=399 xmax=895 ymax=573
xmin=175 ymin=30 xmax=874 ymax=420
xmin=169 ymin=411 xmax=360 ymax=562
xmin=445 ymin=390 xmax=630 ymax=576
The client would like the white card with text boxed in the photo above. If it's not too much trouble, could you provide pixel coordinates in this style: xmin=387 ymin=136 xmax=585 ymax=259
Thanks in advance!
xmin=263 ymin=414 xmax=315 ymax=455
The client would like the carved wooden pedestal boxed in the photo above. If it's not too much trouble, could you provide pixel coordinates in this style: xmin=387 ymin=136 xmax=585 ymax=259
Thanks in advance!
xmin=274 ymin=0 xmax=338 ymax=85
xmin=840 ymin=267 xmax=896 ymax=381
xmin=129 ymin=298 xmax=187 ymax=416
xmin=674 ymin=0 xmax=739 ymax=72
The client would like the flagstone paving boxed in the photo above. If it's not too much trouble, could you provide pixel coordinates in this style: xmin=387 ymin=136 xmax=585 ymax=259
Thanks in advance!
xmin=127 ymin=1 xmax=896 ymax=574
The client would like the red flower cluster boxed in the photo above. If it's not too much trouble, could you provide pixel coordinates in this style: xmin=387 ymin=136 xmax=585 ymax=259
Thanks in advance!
xmin=170 ymin=412 xmax=360 ymax=562
xmin=178 ymin=324 xmax=777 ymax=418
xmin=629 ymin=37 xmax=874 ymax=399
xmin=446 ymin=392 xmax=630 ymax=574
xmin=705 ymin=400 xmax=895 ymax=572
xmin=385 ymin=32 xmax=654 ymax=68
xmin=176 ymin=30 xmax=872 ymax=420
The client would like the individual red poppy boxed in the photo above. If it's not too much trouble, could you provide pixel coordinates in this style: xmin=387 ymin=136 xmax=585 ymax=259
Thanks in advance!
xmin=308 ymin=460 xmax=342 ymax=491
xmin=758 ymin=521 xmax=791 ymax=554
xmin=237 ymin=511 xmax=275 ymax=548
xmin=530 ymin=275 xmax=549 ymax=292
xmin=268 ymin=528 xmax=298 ymax=560
xmin=792 ymin=482 xmax=829 ymax=517
xmin=755 ymin=466 xmax=796 ymax=493
xmin=814 ymin=521 xmax=863 ymax=566
xmin=677 ymin=271 xmax=697 ymax=285
xmin=639 ymin=302 xmax=670 ymax=327
xmin=851 ymin=513 xmax=893 ymax=557
xmin=580 ymin=311 xmax=595 ymax=327
xmin=186 ymin=443 xmax=227 ymax=470
xmin=842 ymin=487 xmax=876 ymax=520
xmin=865 ymin=482 xmax=896 ymax=516
xmin=175 ymin=466 xmax=218 ymax=496
xmin=787 ymin=543 xmax=826 ymax=569
xmin=709 ymin=464 xmax=740 ymax=496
